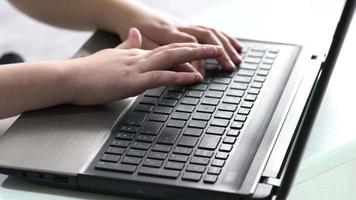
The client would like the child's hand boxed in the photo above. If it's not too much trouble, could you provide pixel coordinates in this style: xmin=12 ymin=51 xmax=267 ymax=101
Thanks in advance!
xmin=67 ymin=28 xmax=223 ymax=105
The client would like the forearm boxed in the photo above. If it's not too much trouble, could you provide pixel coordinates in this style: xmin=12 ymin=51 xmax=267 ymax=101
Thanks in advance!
xmin=0 ymin=62 xmax=73 ymax=119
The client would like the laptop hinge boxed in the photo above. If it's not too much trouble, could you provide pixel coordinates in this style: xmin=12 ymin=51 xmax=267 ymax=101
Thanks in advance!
xmin=263 ymin=177 xmax=281 ymax=187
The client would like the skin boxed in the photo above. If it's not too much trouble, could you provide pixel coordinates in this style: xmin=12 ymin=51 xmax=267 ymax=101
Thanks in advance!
xmin=1 ymin=0 xmax=243 ymax=119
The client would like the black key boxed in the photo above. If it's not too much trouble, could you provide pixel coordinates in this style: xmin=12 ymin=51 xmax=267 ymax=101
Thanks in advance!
xmin=255 ymin=76 xmax=266 ymax=82
xmin=152 ymin=144 xmax=172 ymax=152
xmin=139 ymin=167 xmax=180 ymax=179
xmin=211 ymin=159 xmax=225 ymax=167
xmin=241 ymin=101 xmax=254 ymax=108
xmin=136 ymin=134 xmax=155 ymax=142
xmin=213 ymin=77 xmax=231 ymax=85
xmin=190 ymin=157 xmax=210 ymax=165
xmin=208 ymin=167 xmax=222 ymax=175
xmin=184 ymin=128 xmax=203 ymax=137
xmin=106 ymin=147 xmax=125 ymax=155
xmin=211 ymin=118 xmax=230 ymax=127
xmin=240 ymin=63 xmax=258 ymax=70
xmin=215 ymin=111 xmax=234 ymax=119
xmin=251 ymin=81 xmax=263 ymax=89
xmin=116 ymin=132 xmax=135 ymax=140
xmin=126 ymin=149 xmax=146 ymax=157
xmin=191 ymin=84 xmax=208 ymax=91
xmin=186 ymin=164 xmax=206 ymax=173
xmin=218 ymin=71 xmax=234 ymax=78
xmin=186 ymin=90 xmax=204 ymax=98
xmin=167 ymin=86 xmax=185 ymax=93
xmin=144 ymin=87 xmax=165 ymax=97
xmin=165 ymin=162 xmax=185 ymax=170
xmin=124 ymin=112 xmax=148 ymax=126
xmin=135 ymin=104 xmax=153 ymax=112
xmin=226 ymin=89 xmax=244 ymax=97
xmin=209 ymin=84 xmax=227 ymax=91
xmin=216 ymin=152 xmax=229 ymax=160
xmin=154 ymin=106 xmax=173 ymax=115
xmin=201 ymin=98 xmax=220 ymax=106
xmin=140 ymin=121 xmax=163 ymax=135
xmin=182 ymin=172 xmax=202 ymax=181
xmin=202 ymin=76 xmax=212 ymax=84
xmin=245 ymin=94 xmax=257 ymax=101
xmin=118 ymin=126 xmax=139 ymax=133
xmin=231 ymin=121 xmax=244 ymax=129
xmin=178 ymin=136 xmax=198 ymax=147
xmin=181 ymin=97 xmax=199 ymax=105
xmin=226 ymin=129 xmax=240 ymax=137
xmin=176 ymin=105 xmax=195 ymax=113
xmin=238 ymin=108 xmax=250 ymax=115
xmin=219 ymin=144 xmax=233 ymax=152
xmin=140 ymin=97 xmax=158 ymax=105
xmin=111 ymin=139 xmax=130 ymax=147
xmin=174 ymin=146 xmax=193 ymax=155
xmin=96 ymin=161 xmax=136 ymax=173
xmin=169 ymin=154 xmax=189 ymax=162
xmin=157 ymin=127 xmax=181 ymax=145
xmin=143 ymin=159 xmax=162 ymax=168
xmin=238 ymin=69 xmax=255 ymax=77
xmin=205 ymin=90 xmax=224 ymax=98
xmin=147 ymin=152 xmax=167 ymax=160
xmin=159 ymin=99 xmax=178 ymax=107
xmin=101 ymin=154 xmax=120 ymax=162
xmin=188 ymin=120 xmax=207 ymax=129
xmin=230 ymin=82 xmax=248 ymax=90
xmin=234 ymin=76 xmax=251 ymax=83
xmin=193 ymin=112 xmax=211 ymax=121
xmin=222 ymin=96 xmax=241 ymax=105
xmin=248 ymin=88 xmax=260 ymax=95
xmin=164 ymin=92 xmax=183 ymax=100
xmin=195 ymin=149 xmax=214 ymax=158
xmin=172 ymin=112 xmax=191 ymax=121
xmin=199 ymin=135 xmax=221 ymax=150
xmin=204 ymin=174 xmax=218 ymax=183
xmin=197 ymin=105 xmax=215 ymax=113
xmin=150 ymin=113 xmax=168 ymax=122
xmin=235 ymin=114 xmax=247 ymax=122
xmin=121 ymin=156 xmax=141 ymax=165
xmin=131 ymin=142 xmax=151 ymax=150
xmin=219 ymin=104 xmax=237 ymax=112
xmin=206 ymin=126 xmax=225 ymax=135
xmin=223 ymin=136 xmax=236 ymax=144
xmin=167 ymin=119 xmax=186 ymax=128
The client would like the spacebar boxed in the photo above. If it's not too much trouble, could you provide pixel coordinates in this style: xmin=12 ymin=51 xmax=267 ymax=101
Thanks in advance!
xmin=138 ymin=167 xmax=180 ymax=179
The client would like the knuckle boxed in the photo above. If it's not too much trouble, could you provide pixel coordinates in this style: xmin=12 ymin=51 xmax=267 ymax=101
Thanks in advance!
xmin=201 ymin=29 xmax=214 ymax=38
xmin=168 ymin=43 xmax=182 ymax=49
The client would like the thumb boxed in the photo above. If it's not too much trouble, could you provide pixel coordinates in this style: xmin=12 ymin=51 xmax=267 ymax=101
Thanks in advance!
xmin=117 ymin=27 xmax=142 ymax=49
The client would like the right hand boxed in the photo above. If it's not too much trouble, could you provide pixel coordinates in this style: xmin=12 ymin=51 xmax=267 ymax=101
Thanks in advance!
xmin=66 ymin=28 xmax=223 ymax=105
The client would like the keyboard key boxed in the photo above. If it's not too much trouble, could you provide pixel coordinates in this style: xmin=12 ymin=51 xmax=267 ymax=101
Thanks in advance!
xmin=101 ymin=154 xmax=120 ymax=162
xmin=216 ymin=152 xmax=229 ymax=160
xmin=238 ymin=108 xmax=250 ymax=115
xmin=123 ymin=112 xmax=148 ymax=126
xmin=195 ymin=149 xmax=214 ymax=158
xmin=165 ymin=162 xmax=185 ymax=170
xmin=139 ymin=167 xmax=180 ymax=179
xmin=223 ymin=136 xmax=236 ymax=144
xmin=244 ymin=57 xmax=262 ymax=64
xmin=171 ymin=112 xmax=191 ymax=121
xmin=197 ymin=105 xmax=215 ymax=113
xmin=234 ymin=76 xmax=252 ymax=83
xmin=251 ymin=46 xmax=268 ymax=52
xmin=159 ymin=99 xmax=178 ymax=107
xmin=215 ymin=111 xmax=234 ymax=119
xmin=193 ymin=112 xmax=211 ymax=121
xmin=176 ymin=105 xmax=195 ymax=113
xmin=143 ymin=159 xmax=162 ymax=168
xmin=209 ymin=84 xmax=227 ymax=91
xmin=164 ymin=92 xmax=183 ymax=100
xmin=219 ymin=104 xmax=237 ymax=112
xmin=204 ymin=174 xmax=218 ymax=183
xmin=220 ymin=144 xmax=233 ymax=152
xmin=144 ymin=87 xmax=165 ymax=97
xmin=147 ymin=152 xmax=167 ymax=160
xmin=235 ymin=114 xmax=247 ymax=122
xmin=169 ymin=154 xmax=189 ymax=162
xmin=131 ymin=142 xmax=151 ymax=150
xmin=205 ymin=90 xmax=224 ymax=98
xmin=222 ymin=96 xmax=241 ymax=105
xmin=106 ymin=147 xmax=125 ymax=155
xmin=178 ymin=136 xmax=198 ymax=147
xmin=190 ymin=157 xmax=210 ymax=165
xmin=181 ymin=97 xmax=200 ymax=105
xmin=240 ymin=63 xmax=258 ymax=70
xmin=167 ymin=119 xmax=186 ymax=128
xmin=231 ymin=121 xmax=244 ymax=129
xmin=184 ymin=128 xmax=203 ymax=137
xmin=140 ymin=97 xmax=158 ymax=105
xmin=245 ymin=94 xmax=257 ymax=101
xmin=241 ymin=101 xmax=254 ymax=108
xmin=96 ymin=162 xmax=136 ymax=173
xmin=126 ymin=149 xmax=146 ymax=157
xmin=208 ymin=167 xmax=221 ymax=175
xmin=182 ymin=172 xmax=202 ymax=181
xmin=238 ymin=69 xmax=255 ymax=77
xmin=157 ymin=127 xmax=181 ymax=145
xmin=167 ymin=86 xmax=185 ymax=93
xmin=188 ymin=120 xmax=207 ymax=129
xmin=186 ymin=164 xmax=206 ymax=173
xmin=116 ymin=132 xmax=135 ymax=140
xmin=135 ymin=104 xmax=153 ymax=112
xmin=263 ymin=59 xmax=274 ymax=65
xmin=152 ymin=144 xmax=172 ymax=152
xmin=230 ymin=82 xmax=248 ymax=90
xmin=154 ymin=106 xmax=173 ymax=115
xmin=121 ymin=156 xmax=141 ymax=165
xmin=136 ymin=134 xmax=155 ymax=142
xmin=191 ymin=84 xmax=208 ymax=91
xmin=226 ymin=129 xmax=240 ymax=137
xmin=118 ymin=126 xmax=139 ymax=133
xmin=251 ymin=82 xmax=263 ymax=89
xmin=211 ymin=159 xmax=225 ymax=167
xmin=247 ymin=51 xmax=265 ymax=58
xmin=174 ymin=147 xmax=193 ymax=155
xmin=199 ymin=135 xmax=221 ymax=150
xmin=140 ymin=121 xmax=163 ymax=135
xmin=226 ymin=89 xmax=244 ymax=97
xmin=150 ymin=113 xmax=168 ymax=122
xmin=111 ymin=139 xmax=130 ymax=147
xmin=186 ymin=90 xmax=203 ymax=98
xmin=255 ymin=76 xmax=266 ymax=82
xmin=211 ymin=118 xmax=230 ymax=127
xmin=260 ymin=63 xmax=273 ymax=70
xmin=201 ymin=98 xmax=220 ymax=106
xmin=206 ymin=126 xmax=225 ymax=135
xmin=213 ymin=77 xmax=231 ymax=84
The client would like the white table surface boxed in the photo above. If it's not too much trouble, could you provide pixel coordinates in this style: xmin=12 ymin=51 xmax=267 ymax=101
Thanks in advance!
xmin=1 ymin=0 xmax=355 ymax=199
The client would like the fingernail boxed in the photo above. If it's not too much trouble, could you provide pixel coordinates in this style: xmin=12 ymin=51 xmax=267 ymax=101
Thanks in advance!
xmin=234 ymin=54 xmax=242 ymax=64
xmin=226 ymin=60 xmax=235 ymax=68
xmin=196 ymin=72 xmax=204 ymax=81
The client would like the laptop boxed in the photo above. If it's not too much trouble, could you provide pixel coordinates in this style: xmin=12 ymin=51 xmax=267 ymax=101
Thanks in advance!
xmin=0 ymin=1 xmax=354 ymax=199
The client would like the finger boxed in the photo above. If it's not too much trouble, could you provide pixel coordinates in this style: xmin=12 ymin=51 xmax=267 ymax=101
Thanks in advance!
xmin=147 ymin=42 xmax=204 ymax=57
xmin=116 ymin=27 xmax=142 ymax=49
xmin=157 ymin=30 xmax=198 ymax=45
xmin=179 ymin=26 xmax=235 ymax=72
xmin=138 ymin=71 xmax=203 ymax=90
xmin=141 ymin=34 xmax=160 ymax=50
xmin=210 ymin=28 xmax=242 ymax=64
xmin=221 ymin=31 xmax=244 ymax=52
xmin=192 ymin=60 xmax=205 ymax=76
xmin=172 ymin=62 xmax=199 ymax=73
xmin=139 ymin=45 xmax=222 ymax=72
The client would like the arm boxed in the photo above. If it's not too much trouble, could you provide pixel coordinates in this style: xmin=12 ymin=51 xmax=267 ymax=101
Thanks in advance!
xmin=0 ymin=28 xmax=222 ymax=119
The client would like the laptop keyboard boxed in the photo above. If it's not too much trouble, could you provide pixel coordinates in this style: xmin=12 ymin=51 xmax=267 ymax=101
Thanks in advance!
xmin=95 ymin=45 xmax=279 ymax=184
